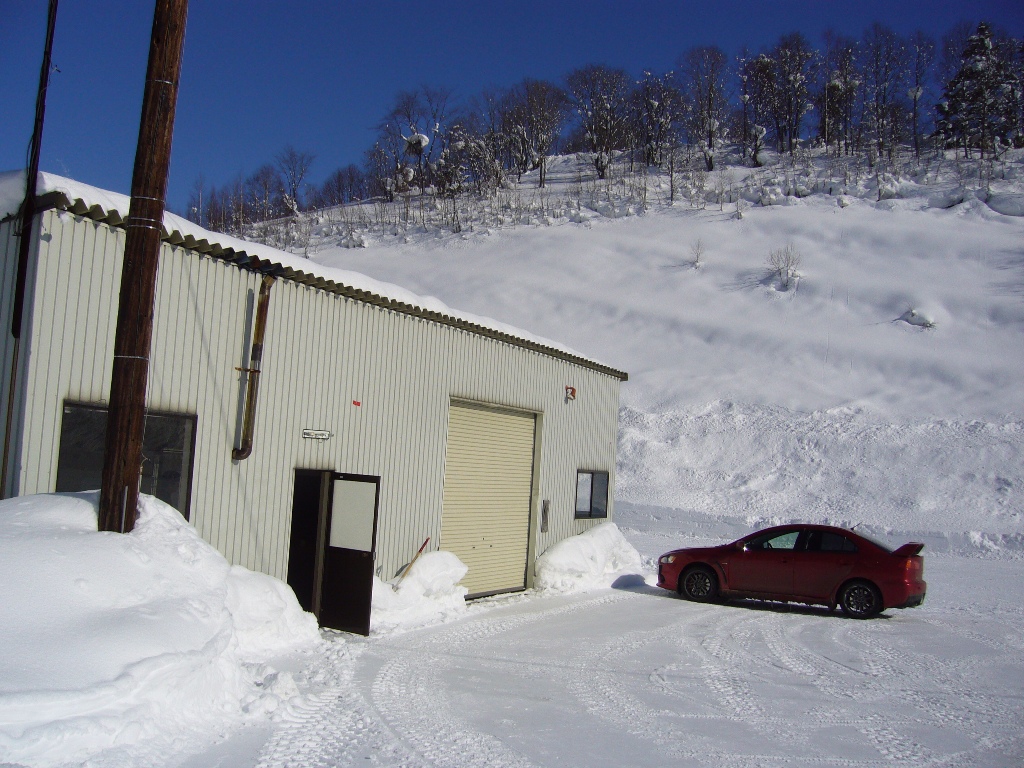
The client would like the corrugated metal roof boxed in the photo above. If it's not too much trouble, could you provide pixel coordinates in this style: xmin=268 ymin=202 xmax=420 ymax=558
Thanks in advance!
xmin=7 ymin=174 xmax=627 ymax=382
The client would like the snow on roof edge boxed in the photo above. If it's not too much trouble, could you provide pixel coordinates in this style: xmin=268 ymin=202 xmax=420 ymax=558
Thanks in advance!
xmin=0 ymin=170 xmax=627 ymax=381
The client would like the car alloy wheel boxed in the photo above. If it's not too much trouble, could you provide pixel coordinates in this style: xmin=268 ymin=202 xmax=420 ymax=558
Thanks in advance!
xmin=681 ymin=566 xmax=718 ymax=602
xmin=839 ymin=580 xmax=881 ymax=619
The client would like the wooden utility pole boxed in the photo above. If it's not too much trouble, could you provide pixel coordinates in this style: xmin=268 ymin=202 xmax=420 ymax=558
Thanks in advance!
xmin=98 ymin=0 xmax=188 ymax=533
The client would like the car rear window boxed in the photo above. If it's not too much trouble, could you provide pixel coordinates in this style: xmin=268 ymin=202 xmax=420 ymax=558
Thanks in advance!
xmin=817 ymin=531 xmax=857 ymax=552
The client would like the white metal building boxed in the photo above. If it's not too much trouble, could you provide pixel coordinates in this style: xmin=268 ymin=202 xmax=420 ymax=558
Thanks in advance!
xmin=0 ymin=174 xmax=627 ymax=634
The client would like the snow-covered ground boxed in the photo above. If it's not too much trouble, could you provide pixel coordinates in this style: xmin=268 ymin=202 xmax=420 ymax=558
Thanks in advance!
xmin=2 ymin=153 xmax=1023 ymax=766
xmin=243 ymin=554 xmax=1024 ymax=767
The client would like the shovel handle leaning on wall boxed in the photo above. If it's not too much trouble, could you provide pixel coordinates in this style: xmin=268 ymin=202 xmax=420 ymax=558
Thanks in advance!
xmin=393 ymin=537 xmax=431 ymax=590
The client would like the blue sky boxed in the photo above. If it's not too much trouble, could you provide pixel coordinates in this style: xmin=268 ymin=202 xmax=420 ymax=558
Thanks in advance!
xmin=2 ymin=1 xmax=1022 ymax=213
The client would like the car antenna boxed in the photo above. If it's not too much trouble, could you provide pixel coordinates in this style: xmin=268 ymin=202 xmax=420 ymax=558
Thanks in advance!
xmin=850 ymin=522 xmax=862 ymax=531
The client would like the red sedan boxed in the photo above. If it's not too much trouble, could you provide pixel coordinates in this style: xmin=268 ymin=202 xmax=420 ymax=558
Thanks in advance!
xmin=657 ymin=524 xmax=926 ymax=618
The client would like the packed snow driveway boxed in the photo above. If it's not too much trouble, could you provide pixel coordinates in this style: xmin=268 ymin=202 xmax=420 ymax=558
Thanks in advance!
xmin=247 ymin=555 xmax=1024 ymax=768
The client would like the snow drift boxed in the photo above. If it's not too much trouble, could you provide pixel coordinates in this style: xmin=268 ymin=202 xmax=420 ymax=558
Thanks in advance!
xmin=534 ymin=523 xmax=643 ymax=593
xmin=0 ymin=492 xmax=321 ymax=767
xmin=370 ymin=550 xmax=470 ymax=634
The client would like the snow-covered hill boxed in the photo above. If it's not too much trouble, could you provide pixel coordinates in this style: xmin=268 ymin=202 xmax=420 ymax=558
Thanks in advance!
xmin=310 ymin=154 xmax=1024 ymax=549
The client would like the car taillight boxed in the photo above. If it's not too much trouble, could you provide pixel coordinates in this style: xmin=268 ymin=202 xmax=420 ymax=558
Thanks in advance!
xmin=904 ymin=558 xmax=922 ymax=577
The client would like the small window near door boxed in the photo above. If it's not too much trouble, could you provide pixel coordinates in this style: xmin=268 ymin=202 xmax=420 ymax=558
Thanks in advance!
xmin=55 ymin=403 xmax=196 ymax=519
xmin=575 ymin=470 xmax=608 ymax=519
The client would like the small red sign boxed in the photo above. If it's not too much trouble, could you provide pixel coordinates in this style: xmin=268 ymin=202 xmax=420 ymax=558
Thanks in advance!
xmin=352 ymin=400 xmax=361 ymax=407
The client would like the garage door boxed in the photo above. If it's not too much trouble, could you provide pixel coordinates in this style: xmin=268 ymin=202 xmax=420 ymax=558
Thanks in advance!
xmin=440 ymin=403 xmax=536 ymax=596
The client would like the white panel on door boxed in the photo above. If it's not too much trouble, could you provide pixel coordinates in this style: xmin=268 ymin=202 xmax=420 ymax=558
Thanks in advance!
xmin=329 ymin=478 xmax=377 ymax=552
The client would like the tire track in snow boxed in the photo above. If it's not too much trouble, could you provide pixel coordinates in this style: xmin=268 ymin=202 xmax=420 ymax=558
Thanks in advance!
xmin=364 ymin=592 xmax=632 ymax=767
xmin=253 ymin=639 xmax=423 ymax=768
xmin=565 ymin=603 xmax=900 ymax=767
xmin=371 ymin=656 xmax=534 ymax=768
xmin=847 ymin=617 xmax=1023 ymax=759
xmin=570 ymin=619 xmax=712 ymax=758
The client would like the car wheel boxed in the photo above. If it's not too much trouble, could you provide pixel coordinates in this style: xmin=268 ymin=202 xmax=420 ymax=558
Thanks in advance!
xmin=839 ymin=580 xmax=881 ymax=619
xmin=680 ymin=565 xmax=719 ymax=602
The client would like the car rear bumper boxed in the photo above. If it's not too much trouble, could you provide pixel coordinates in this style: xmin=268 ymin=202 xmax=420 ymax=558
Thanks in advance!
xmin=888 ymin=580 xmax=926 ymax=609
xmin=895 ymin=590 xmax=926 ymax=609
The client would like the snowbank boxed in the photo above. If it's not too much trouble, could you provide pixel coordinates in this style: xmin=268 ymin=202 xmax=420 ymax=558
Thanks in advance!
xmin=370 ymin=551 xmax=469 ymax=634
xmin=986 ymin=192 xmax=1024 ymax=216
xmin=0 ymin=492 xmax=321 ymax=767
xmin=534 ymin=523 xmax=643 ymax=594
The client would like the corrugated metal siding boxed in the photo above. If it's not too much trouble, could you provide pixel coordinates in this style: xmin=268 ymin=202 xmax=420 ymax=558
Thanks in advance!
xmin=0 ymin=218 xmax=26 ymax=494
xmin=14 ymin=210 xmax=621 ymax=587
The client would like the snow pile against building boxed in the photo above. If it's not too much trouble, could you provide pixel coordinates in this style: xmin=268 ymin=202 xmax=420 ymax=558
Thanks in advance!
xmin=369 ymin=551 xmax=470 ymax=634
xmin=0 ymin=492 xmax=321 ymax=767
xmin=534 ymin=522 xmax=643 ymax=593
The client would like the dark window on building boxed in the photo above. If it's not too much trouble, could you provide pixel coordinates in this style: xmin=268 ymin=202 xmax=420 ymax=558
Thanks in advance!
xmin=55 ymin=403 xmax=196 ymax=520
xmin=575 ymin=470 xmax=608 ymax=519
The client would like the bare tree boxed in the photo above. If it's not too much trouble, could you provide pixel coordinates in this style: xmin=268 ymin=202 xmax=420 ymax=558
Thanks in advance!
xmin=691 ymin=238 xmax=706 ymax=269
xmin=736 ymin=48 xmax=754 ymax=161
xmin=314 ymin=164 xmax=367 ymax=208
xmin=186 ymin=174 xmax=208 ymax=227
xmin=373 ymin=86 xmax=456 ymax=193
xmin=466 ymin=87 xmax=514 ymax=184
xmin=740 ymin=54 xmax=777 ymax=165
xmin=566 ymin=64 xmax=633 ymax=179
xmin=275 ymin=146 xmax=315 ymax=212
xmin=681 ymin=45 xmax=730 ymax=171
xmin=773 ymin=33 xmax=816 ymax=155
xmin=817 ymin=32 xmax=862 ymax=156
xmin=938 ymin=21 xmax=976 ymax=86
xmin=861 ymin=23 xmax=910 ymax=162
xmin=245 ymin=164 xmax=284 ymax=221
xmin=630 ymin=70 xmax=684 ymax=167
xmin=500 ymin=79 xmax=570 ymax=186
xmin=767 ymin=243 xmax=801 ymax=289
xmin=525 ymin=79 xmax=570 ymax=186
xmin=904 ymin=31 xmax=936 ymax=158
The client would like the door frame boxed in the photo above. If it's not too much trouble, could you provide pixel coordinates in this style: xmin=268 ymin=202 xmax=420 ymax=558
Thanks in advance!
xmin=287 ymin=469 xmax=380 ymax=635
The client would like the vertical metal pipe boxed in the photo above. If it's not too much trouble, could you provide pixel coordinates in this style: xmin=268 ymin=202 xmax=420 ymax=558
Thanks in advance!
xmin=98 ymin=0 xmax=188 ymax=533
xmin=232 ymin=274 xmax=275 ymax=461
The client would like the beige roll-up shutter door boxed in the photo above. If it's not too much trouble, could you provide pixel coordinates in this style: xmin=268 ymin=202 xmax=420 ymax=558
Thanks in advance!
xmin=440 ymin=403 xmax=536 ymax=596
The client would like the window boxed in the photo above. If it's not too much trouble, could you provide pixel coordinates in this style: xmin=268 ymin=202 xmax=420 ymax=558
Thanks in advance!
xmin=55 ymin=403 xmax=196 ymax=519
xmin=575 ymin=470 xmax=608 ymax=519
xmin=806 ymin=530 xmax=858 ymax=553
xmin=747 ymin=530 xmax=801 ymax=551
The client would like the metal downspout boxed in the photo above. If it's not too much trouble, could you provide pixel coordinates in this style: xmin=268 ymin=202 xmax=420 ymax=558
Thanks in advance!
xmin=232 ymin=274 xmax=275 ymax=460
